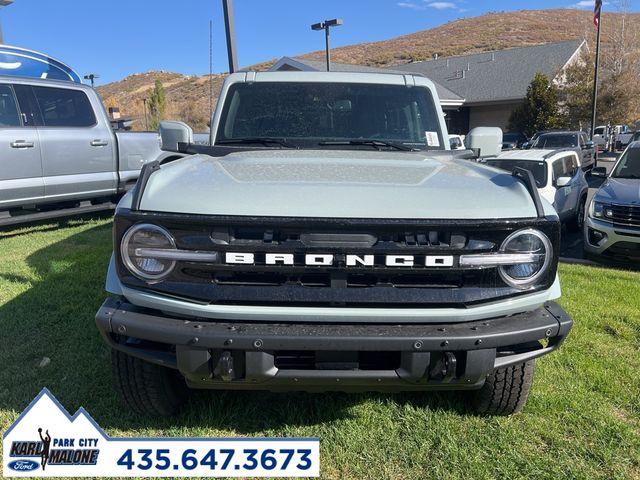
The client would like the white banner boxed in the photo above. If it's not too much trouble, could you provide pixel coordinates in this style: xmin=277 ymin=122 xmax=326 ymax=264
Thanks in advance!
xmin=3 ymin=389 xmax=319 ymax=477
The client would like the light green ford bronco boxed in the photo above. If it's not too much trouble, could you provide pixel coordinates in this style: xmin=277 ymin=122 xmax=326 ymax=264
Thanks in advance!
xmin=96 ymin=72 xmax=572 ymax=416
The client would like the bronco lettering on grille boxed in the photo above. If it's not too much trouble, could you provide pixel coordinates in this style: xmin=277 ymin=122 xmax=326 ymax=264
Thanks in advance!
xmin=224 ymin=252 xmax=455 ymax=267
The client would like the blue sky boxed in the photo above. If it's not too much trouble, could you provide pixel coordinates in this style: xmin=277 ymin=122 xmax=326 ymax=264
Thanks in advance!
xmin=0 ymin=0 xmax=634 ymax=84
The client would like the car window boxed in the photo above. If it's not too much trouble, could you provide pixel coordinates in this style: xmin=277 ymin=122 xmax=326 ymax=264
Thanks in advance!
xmin=552 ymin=159 xmax=566 ymax=180
xmin=612 ymin=148 xmax=640 ymax=179
xmin=485 ymin=159 xmax=547 ymax=188
xmin=0 ymin=84 xmax=22 ymax=127
xmin=562 ymin=156 xmax=577 ymax=177
xmin=32 ymin=86 xmax=96 ymax=127
xmin=594 ymin=127 xmax=604 ymax=135
xmin=532 ymin=134 xmax=577 ymax=148
xmin=215 ymin=82 xmax=445 ymax=150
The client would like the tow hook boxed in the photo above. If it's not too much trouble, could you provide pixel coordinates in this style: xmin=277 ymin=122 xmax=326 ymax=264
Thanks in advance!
xmin=430 ymin=352 xmax=457 ymax=382
xmin=214 ymin=351 xmax=234 ymax=382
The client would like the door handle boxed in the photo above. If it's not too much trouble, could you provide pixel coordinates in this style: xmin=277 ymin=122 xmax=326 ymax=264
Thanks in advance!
xmin=90 ymin=139 xmax=109 ymax=147
xmin=10 ymin=141 xmax=34 ymax=149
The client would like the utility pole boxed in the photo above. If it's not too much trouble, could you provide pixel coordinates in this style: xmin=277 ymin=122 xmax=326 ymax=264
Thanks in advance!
xmin=142 ymin=98 xmax=149 ymax=131
xmin=311 ymin=19 xmax=343 ymax=71
xmin=0 ymin=0 xmax=15 ymax=44
xmin=209 ymin=19 xmax=213 ymax=119
xmin=222 ymin=0 xmax=238 ymax=73
xmin=590 ymin=0 xmax=603 ymax=140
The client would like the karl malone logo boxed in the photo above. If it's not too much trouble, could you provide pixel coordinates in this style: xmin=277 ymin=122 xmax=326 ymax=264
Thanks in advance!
xmin=3 ymin=388 xmax=101 ymax=475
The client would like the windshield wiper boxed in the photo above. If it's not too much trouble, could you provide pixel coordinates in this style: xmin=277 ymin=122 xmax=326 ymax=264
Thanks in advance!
xmin=615 ymin=174 xmax=640 ymax=179
xmin=217 ymin=137 xmax=298 ymax=149
xmin=318 ymin=139 xmax=416 ymax=151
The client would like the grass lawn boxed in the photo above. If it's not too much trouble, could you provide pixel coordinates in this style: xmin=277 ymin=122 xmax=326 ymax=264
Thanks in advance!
xmin=0 ymin=217 xmax=639 ymax=479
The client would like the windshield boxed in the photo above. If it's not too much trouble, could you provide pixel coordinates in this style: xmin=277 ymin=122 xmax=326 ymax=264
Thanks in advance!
xmin=503 ymin=133 xmax=522 ymax=142
xmin=485 ymin=159 xmax=547 ymax=188
xmin=215 ymin=82 xmax=444 ymax=150
xmin=612 ymin=148 xmax=640 ymax=179
xmin=532 ymin=134 xmax=578 ymax=148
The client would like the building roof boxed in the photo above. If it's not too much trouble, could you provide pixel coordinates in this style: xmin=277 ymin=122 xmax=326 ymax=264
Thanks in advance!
xmin=389 ymin=40 xmax=585 ymax=105
xmin=269 ymin=56 xmax=465 ymax=107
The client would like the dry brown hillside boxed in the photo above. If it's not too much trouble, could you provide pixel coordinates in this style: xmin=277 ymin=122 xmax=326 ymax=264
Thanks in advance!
xmin=97 ymin=9 xmax=639 ymax=131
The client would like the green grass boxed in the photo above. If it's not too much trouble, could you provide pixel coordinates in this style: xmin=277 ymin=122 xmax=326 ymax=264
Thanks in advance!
xmin=0 ymin=218 xmax=639 ymax=479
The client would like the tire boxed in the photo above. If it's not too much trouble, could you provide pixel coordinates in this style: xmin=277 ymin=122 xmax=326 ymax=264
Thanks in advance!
xmin=467 ymin=360 xmax=535 ymax=415
xmin=111 ymin=349 xmax=189 ymax=417
xmin=568 ymin=196 xmax=587 ymax=233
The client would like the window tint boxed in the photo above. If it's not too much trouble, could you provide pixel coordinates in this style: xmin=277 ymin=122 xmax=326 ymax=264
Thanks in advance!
xmin=552 ymin=159 xmax=565 ymax=180
xmin=562 ymin=156 xmax=577 ymax=177
xmin=533 ymin=134 xmax=578 ymax=148
xmin=0 ymin=85 xmax=22 ymax=127
xmin=32 ymin=86 xmax=96 ymax=127
xmin=216 ymin=82 xmax=445 ymax=150
xmin=485 ymin=159 xmax=547 ymax=188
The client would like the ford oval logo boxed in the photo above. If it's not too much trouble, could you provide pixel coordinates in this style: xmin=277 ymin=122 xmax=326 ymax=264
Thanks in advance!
xmin=8 ymin=459 xmax=39 ymax=472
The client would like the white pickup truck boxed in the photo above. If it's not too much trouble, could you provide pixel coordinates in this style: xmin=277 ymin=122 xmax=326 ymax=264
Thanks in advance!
xmin=0 ymin=75 xmax=161 ymax=225
xmin=593 ymin=125 xmax=634 ymax=151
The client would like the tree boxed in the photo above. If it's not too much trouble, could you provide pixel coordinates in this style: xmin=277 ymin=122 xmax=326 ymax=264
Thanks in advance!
xmin=508 ymin=73 xmax=561 ymax=137
xmin=147 ymin=80 xmax=167 ymax=131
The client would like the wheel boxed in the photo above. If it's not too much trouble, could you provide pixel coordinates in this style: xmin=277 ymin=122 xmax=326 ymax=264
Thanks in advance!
xmin=111 ymin=349 xmax=188 ymax=416
xmin=568 ymin=196 xmax=587 ymax=232
xmin=467 ymin=360 xmax=535 ymax=415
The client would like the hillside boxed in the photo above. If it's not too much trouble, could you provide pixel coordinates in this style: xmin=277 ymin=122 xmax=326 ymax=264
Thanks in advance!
xmin=97 ymin=8 xmax=639 ymax=131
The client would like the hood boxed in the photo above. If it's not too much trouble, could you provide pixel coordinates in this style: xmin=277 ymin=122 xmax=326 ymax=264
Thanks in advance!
xmin=139 ymin=150 xmax=541 ymax=219
xmin=594 ymin=178 xmax=640 ymax=205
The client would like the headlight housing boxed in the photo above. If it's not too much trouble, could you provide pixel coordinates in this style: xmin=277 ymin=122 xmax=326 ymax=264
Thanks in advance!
xmin=121 ymin=224 xmax=177 ymax=281
xmin=498 ymin=229 xmax=553 ymax=289
xmin=589 ymin=200 xmax=613 ymax=220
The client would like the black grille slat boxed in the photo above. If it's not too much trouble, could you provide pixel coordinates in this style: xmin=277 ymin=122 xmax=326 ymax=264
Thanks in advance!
xmin=609 ymin=204 xmax=640 ymax=228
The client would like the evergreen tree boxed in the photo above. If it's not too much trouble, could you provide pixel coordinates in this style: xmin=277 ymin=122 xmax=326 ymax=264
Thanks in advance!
xmin=508 ymin=73 xmax=561 ymax=138
xmin=148 ymin=80 xmax=167 ymax=131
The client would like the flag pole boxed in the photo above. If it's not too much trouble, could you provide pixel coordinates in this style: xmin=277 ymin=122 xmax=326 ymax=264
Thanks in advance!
xmin=590 ymin=0 xmax=602 ymax=140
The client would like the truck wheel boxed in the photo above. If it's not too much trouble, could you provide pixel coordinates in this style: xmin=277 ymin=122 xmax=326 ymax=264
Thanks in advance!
xmin=467 ymin=360 xmax=535 ymax=415
xmin=568 ymin=196 xmax=587 ymax=232
xmin=111 ymin=349 xmax=188 ymax=416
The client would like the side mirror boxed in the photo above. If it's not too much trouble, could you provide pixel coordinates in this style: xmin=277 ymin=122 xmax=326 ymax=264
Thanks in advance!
xmin=555 ymin=176 xmax=571 ymax=188
xmin=466 ymin=127 xmax=502 ymax=158
xmin=591 ymin=166 xmax=607 ymax=178
xmin=584 ymin=141 xmax=595 ymax=149
xmin=159 ymin=120 xmax=193 ymax=152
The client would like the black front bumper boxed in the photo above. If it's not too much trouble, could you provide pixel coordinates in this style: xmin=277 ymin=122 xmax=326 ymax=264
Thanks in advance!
xmin=95 ymin=298 xmax=572 ymax=392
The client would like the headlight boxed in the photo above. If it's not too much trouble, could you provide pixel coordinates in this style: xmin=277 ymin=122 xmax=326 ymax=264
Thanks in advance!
xmin=589 ymin=200 xmax=613 ymax=220
xmin=121 ymin=224 xmax=177 ymax=281
xmin=498 ymin=229 xmax=552 ymax=289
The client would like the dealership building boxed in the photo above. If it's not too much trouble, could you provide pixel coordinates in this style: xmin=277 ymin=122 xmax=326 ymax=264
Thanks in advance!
xmin=270 ymin=40 xmax=586 ymax=135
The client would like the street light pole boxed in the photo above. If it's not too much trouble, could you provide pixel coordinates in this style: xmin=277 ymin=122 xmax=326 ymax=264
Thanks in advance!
xmin=0 ymin=0 xmax=15 ymax=44
xmin=83 ymin=73 xmax=99 ymax=88
xmin=311 ymin=19 xmax=343 ymax=72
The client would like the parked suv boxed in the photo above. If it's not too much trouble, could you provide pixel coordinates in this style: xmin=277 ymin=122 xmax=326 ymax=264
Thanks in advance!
xmin=585 ymin=142 xmax=640 ymax=260
xmin=485 ymin=149 xmax=588 ymax=231
xmin=530 ymin=131 xmax=595 ymax=170
xmin=96 ymin=71 xmax=572 ymax=417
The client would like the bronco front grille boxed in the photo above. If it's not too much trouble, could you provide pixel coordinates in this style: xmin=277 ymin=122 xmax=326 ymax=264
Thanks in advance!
xmin=114 ymin=211 xmax=560 ymax=308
